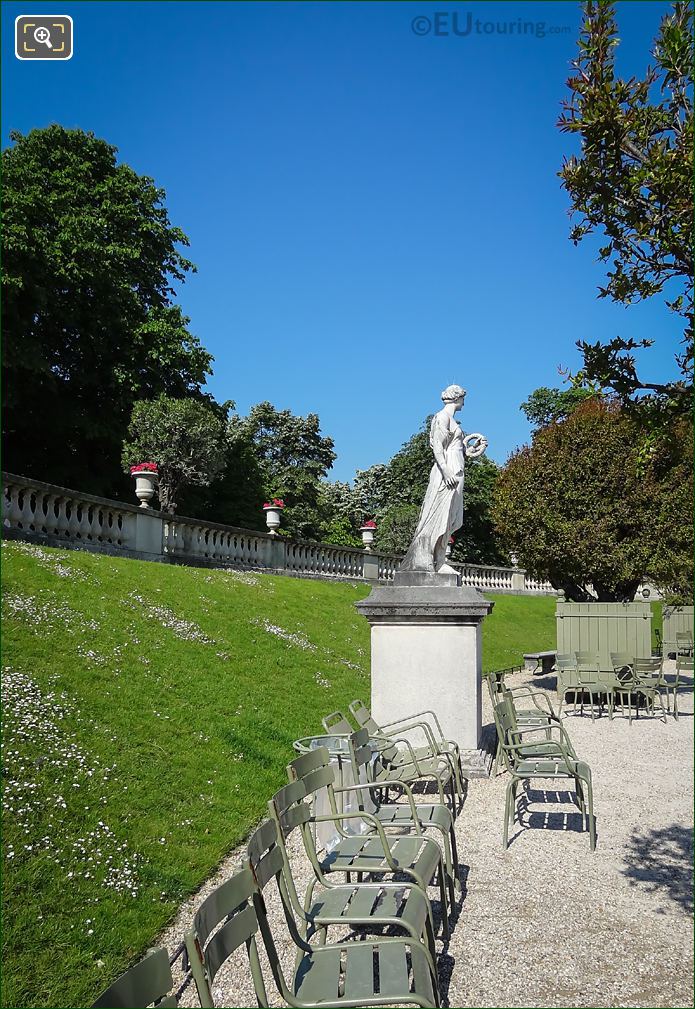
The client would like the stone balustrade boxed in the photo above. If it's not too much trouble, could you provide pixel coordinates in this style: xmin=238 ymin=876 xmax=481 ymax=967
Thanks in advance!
xmin=455 ymin=562 xmax=516 ymax=592
xmin=2 ymin=471 xmax=555 ymax=592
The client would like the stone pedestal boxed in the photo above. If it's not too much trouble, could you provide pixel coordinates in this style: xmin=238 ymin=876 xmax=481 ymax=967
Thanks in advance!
xmin=356 ymin=575 xmax=494 ymax=776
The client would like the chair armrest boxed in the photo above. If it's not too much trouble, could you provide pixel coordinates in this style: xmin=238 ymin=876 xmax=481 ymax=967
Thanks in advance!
xmin=381 ymin=709 xmax=446 ymax=741
xmin=381 ymin=719 xmax=439 ymax=751
xmin=332 ymin=780 xmax=421 ymax=829
xmin=510 ymin=688 xmax=559 ymax=718
xmin=514 ymin=723 xmax=578 ymax=758
xmin=387 ymin=736 xmax=425 ymax=774
xmin=311 ymin=811 xmax=440 ymax=873
xmin=511 ymin=735 xmax=574 ymax=764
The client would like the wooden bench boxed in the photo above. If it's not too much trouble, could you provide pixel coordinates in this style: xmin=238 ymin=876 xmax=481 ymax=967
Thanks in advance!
xmin=523 ymin=651 xmax=556 ymax=675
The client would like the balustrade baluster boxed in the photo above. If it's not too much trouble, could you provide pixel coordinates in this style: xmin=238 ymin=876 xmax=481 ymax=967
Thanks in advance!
xmin=19 ymin=489 xmax=36 ymax=530
xmin=4 ymin=484 xmax=21 ymax=529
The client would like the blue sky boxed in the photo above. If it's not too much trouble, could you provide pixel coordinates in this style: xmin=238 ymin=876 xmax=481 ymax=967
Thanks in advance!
xmin=2 ymin=0 xmax=682 ymax=481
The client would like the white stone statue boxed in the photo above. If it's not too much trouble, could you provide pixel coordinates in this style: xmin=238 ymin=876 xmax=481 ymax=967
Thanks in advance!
xmin=400 ymin=384 xmax=487 ymax=576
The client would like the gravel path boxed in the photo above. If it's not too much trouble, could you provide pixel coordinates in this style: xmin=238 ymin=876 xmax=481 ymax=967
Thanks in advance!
xmin=159 ymin=661 xmax=693 ymax=1008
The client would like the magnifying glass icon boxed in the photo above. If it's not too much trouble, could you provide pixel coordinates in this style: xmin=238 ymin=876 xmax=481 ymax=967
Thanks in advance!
xmin=33 ymin=26 xmax=53 ymax=48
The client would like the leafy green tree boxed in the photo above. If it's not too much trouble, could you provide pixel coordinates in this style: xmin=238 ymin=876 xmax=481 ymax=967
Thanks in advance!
xmin=492 ymin=399 xmax=692 ymax=602
xmin=520 ymin=386 xmax=597 ymax=431
xmin=2 ymin=126 xmax=212 ymax=495
xmin=172 ymin=412 xmax=267 ymax=528
xmin=558 ymin=1 xmax=693 ymax=410
xmin=452 ymin=455 xmax=510 ymax=566
xmin=236 ymin=402 xmax=336 ymax=540
xmin=639 ymin=419 xmax=693 ymax=603
xmin=315 ymin=481 xmax=362 ymax=546
xmin=122 ymin=396 xmax=227 ymax=512
xmin=376 ymin=503 xmax=421 ymax=556
xmin=352 ymin=464 xmax=389 ymax=524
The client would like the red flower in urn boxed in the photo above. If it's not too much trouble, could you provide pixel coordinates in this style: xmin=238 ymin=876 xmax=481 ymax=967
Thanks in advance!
xmin=130 ymin=461 xmax=158 ymax=474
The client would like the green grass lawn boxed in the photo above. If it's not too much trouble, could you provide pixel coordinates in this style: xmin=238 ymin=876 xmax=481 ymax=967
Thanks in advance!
xmin=1 ymin=540 xmax=556 ymax=1008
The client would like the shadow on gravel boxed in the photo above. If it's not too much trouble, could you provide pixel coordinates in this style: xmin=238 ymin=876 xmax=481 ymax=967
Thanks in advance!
xmin=510 ymin=790 xmax=590 ymax=844
xmin=433 ymin=863 xmax=470 ymax=1006
xmin=622 ymin=824 xmax=694 ymax=915
xmin=529 ymin=674 xmax=557 ymax=692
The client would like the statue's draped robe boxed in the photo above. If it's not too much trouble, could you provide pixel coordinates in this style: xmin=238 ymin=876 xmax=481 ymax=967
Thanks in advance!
xmin=400 ymin=412 xmax=465 ymax=573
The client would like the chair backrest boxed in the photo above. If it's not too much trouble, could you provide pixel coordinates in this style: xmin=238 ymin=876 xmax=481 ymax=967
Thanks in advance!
xmin=610 ymin=651 xmax=634 ymax=670
xmin=633 ymin=657 xmax=662 ymax=683
xmin=344 ymin=727 xmax=377 ymax=812
xmin=348 ymin=699 xmax=381 ymax=735
xmin=556 ymin=653 xmax=578 ymax=689
xmin=246 ymin=820 xmax=321 ymax=1006
xmin=575 ymin=651 xmax=600 ymax=671
xmin=286 ymin=745 xmax=336 ymax=794
xmin=267 ymin=778 xmax=325 ymax=887
xmin=184 ymin=867 xmax=268 ymax=1009
xmin=322 ymin=709 xmax=353 ymax=735
xmin=486 ymin=671 xmax=507 ymax=701
xmin=491 ymin=696 xmax=518 ymax=772
xmin=92 ymin=947 xmax=176 ymax=1008
xmin=676 ymin=630 xmax=693 ymax=646
xmin=348 ymin=699 xmax=401 ymax=763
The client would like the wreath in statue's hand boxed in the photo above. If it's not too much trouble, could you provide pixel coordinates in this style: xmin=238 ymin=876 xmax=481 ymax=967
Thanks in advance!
xmin=463 ymin=433 xmax=488 ymax=458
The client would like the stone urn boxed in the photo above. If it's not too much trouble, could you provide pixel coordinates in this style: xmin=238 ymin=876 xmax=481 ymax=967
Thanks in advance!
xmin=130 ymin=467 xmax=159 ymax=509
xmin=263 ymin=500 xmax=284 ymax=535
xmin=445 ymin=536 xmax=454 ymax=561
xmin=360 ymin=523 xmax=376 ymax=550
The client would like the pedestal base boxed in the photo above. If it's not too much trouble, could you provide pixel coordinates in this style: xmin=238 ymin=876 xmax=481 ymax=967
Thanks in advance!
xmin=356 ymin=581 xmax=493 ymax=758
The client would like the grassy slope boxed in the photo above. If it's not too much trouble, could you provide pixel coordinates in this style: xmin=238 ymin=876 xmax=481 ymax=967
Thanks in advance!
xmin=1 ymin=541 xmax=555 ymax=1008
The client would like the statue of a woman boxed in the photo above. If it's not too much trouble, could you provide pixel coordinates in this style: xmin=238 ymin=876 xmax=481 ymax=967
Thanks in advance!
xmin=399 ymin=385 xmax=487 ymax=575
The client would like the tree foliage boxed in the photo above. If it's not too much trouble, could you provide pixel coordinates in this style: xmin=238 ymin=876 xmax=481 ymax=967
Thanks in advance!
xmin=2 ymin=126 xmax=212 ymax=495
xmin=122 ymin=396 xmax=227 ymax=513
xmin=558 ymin=0 xmax=693 ymax=410
xmin=520 ymin=386 xmax=597 ymax=431
xmin=235 ymin=402 xmax=336 ymax=540
xmin=493 ymin=399 xmax=693 ymax=602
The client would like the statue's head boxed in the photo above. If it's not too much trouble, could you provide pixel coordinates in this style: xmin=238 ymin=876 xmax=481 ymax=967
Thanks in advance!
xmin=441 ymin=384 xmax=466 ymax=407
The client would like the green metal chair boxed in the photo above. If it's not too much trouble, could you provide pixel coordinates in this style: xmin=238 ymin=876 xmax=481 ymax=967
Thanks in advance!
xmin=492 ymin=694 xmax=595 ymax=851
xmin=632 ymin=657 xmax=667 ymax=722
xmin=267 ymin=779 xmax=438 ymax=964
xmin=675 ymin=630 xmax=694 ymax=658
xmin=345 ymin=727 xmax=460 ymax=903
xmin=573 ymin=651 xmax=609 ymax=719
xmin=323 ymin=709 xmax=460 ymax=814
xmin=556 ymin=653 xmax=580 ymax=716
xmin=671 ymin=655 xmax=694 ymax=720
xmin=486 ymin=675 xmax=560 ymax=775
xmin=186 ymin=856 xmax=441 ymax=1008
xmin=609 ymin=652 xmax=637 ymax=722
xmin=92 ymin=947 xmax=177 ymax=1008
xmin=346 ymin=699 xmax=465 ymax=801
xmin=333 ymin=701 xmax=463 ymax=811
xmin=286 ymin=746 xmax=452 ymax=938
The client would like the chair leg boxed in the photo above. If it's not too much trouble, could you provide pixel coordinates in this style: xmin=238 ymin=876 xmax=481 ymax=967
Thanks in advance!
xmin=449 ymin=824 xmax=462 ymax=894
xmin=493 ymin=738 xmax=501 ymax=776
xmin=437 ymin=863 xmax=450 ymax=940
xmin=503 ymin=780 xmax=513 ymax=849
xmin=586 ymin=777 xmax=596 ymax=851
